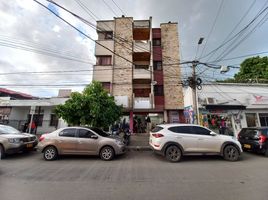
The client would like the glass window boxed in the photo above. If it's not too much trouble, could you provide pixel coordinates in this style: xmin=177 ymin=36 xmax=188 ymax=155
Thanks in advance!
xmin=259 ymin=113 xmax=268 ymax=126
xmin=151 ymin=126 xmax=163 ymax=133
xmin=153 ymin=61 xmax=162 ymax=70
xmin=192 ymin=126 xmax=211 ymax=135
xmin=154 ymin=85 xmax=164 ymax=96
xmin=78 ymin=129 xmax=94 ymax=138
xmin=50 ymin=114 xmax=58 ymax=127
xmin=153 ymin=39 xmax=161 ymax=46
xmin=168 ymin=126 xmax=192 ymax=134
xmin=90 ymin=127 xmax=109 ymax=137
xmin=96 ymin=56 xmax=112 ymax=65
xmin=98 ymin=31 xmax=113 ymax=40
xmin=59 ymin=128 xmax=76 ymax=137
xmin=246 ymin=113 xmax=256 ymax=127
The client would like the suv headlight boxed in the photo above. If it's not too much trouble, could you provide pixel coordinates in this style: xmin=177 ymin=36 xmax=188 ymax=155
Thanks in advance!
xmin=8 ymin=138 xmax=21 ymax=143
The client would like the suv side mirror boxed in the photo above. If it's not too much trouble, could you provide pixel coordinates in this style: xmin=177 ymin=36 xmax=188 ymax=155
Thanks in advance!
xmin=91 ymin=135 xmax=98 ymax=139
xmin=210 ymin=132 xmax=217 ymax=136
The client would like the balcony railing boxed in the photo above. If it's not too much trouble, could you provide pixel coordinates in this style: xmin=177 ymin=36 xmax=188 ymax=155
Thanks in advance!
xmin=133 ymin=67 xmax=151 ymax=80
xmin=133 ymin=41 xmax=150 ymax=53
xmin=133 ymin=20 xmax=150 ymax=28
xmin=133 ymin=93 xmax=153 ymax=109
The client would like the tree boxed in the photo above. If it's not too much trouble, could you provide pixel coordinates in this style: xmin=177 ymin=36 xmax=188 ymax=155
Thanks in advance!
xmin=220 ymin=56 xmax=268 ymax=83
xmin=55 ymin=81 xmax=122 ymax=128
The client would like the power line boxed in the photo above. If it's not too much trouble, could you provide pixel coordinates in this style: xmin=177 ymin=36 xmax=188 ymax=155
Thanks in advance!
xmin=205 ymin=0 xmax=257 ymax=62
xmin=199 ymin=0 xmax=225 ymax=59
xmin=199 ymin=4 xmax=268 ymax=60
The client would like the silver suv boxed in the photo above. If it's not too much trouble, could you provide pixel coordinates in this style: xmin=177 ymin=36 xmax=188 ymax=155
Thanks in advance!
xmin=149 ymin=124 xmax=242 ymax=162
xmin=0 ymin=124 xmax=38 ymax=159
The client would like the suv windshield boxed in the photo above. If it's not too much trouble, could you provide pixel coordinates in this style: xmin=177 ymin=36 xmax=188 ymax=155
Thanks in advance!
xmin=90 ymin=127 xmax=109 ymax=137
xmin=0 ymin=125 xmax=21 ymax=134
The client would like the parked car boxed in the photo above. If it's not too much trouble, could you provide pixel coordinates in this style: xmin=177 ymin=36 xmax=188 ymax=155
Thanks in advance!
xmin=37 ymin=127 xmax=126 ymax=161
xmin=0 ymin=124 xmax=38 ymax=159
xmin=149 ymin=123 xmax=242 ymax=162
xmin=238 ymin=127 xmax=268 ymax=156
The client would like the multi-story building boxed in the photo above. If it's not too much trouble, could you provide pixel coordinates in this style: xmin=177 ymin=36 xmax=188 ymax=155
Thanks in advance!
xmin=93 ymin=16 xmax=184 ymax=132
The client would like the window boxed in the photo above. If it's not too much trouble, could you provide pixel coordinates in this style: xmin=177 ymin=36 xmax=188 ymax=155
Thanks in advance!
xmin=153 ymin=61 xmax=162 ymax=70
xmin=168 ymin=126 xmax=192 ymax=134
xmin=27 ymin=114 xmax=44 ymax=126
xmin=246 ymin=113 xmax=257 ymax=127
xmin=154 ymin=85 xmax=164 ymax=96
xmin=90 ymin=127 xmax=109 ymax=137
xmin=191 ymin=126 xmax=211 ymax=135
xmin=98 ymin=31 xmax=113 ymax=40
xmin=78 ymin=129 xmax=94 ymax=138
xmin=259 ymin=113 xmax=268 ymax=126
xmin=151 ymin=126 xmax=163 ymax=133
xmin=59 ymin=128 xmax=76 ymax=137
xmin=50 ymin=114 xmax=58 ymax=127
xmin=96 ymin=56 xmax=112 ymax=65
xmin=153 ymin=39 xmax=161 ymax=46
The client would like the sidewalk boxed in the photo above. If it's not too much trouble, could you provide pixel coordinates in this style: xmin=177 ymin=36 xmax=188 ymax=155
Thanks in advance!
xmin=126 ymin=133 xmax=151 ymax=151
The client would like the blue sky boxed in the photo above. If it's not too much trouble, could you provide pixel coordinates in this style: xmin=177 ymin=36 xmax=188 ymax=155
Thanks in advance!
xmin=0 ymin=0 xmax=267 ymax=97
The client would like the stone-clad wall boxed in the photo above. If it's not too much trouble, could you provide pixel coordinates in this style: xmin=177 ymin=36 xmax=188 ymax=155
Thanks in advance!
xmin=161 ymin=23 xmax=184 ymax=109
xmin=113 ymin=17 xmax=133 ymax=108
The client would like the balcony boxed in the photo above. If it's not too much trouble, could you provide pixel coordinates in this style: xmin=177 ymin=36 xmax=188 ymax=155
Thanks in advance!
xmin=133 ymin=66 xmax=151 ymax=80
xmin=95 ymin=40 xmax=114 ymax=56
xmin=133 ymin=20 xmax=150 ymax=40
xmin=93 ymin=65 xmax=113 ymax=82
xmin=133 ymin=41 xmax=150 ymax=53
xmin=133 ymin=93 xmax=153 ymax=109
xmin=114 ymin=96 xmax=129 ymax=108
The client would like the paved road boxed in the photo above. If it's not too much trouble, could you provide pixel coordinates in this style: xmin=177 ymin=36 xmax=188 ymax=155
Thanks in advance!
xmin=0 ymin=151 xmax=267 ymax=200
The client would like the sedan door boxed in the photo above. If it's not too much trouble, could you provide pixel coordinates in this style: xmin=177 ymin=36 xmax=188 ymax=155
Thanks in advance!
xmin=76 ymin=128 xmax=99 ymax=155
xmin=56 ymin=128 xmax=78 ymax=154
xmin=192 ymin=126 xmax=222 ymax=153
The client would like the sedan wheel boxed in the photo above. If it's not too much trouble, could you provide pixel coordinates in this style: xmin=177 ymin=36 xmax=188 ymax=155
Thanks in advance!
xmin=223 ymin=145 xmax=239 ymax=161
xmin=100 ymin=146 xmax=114 ymax=161
xmin=43 ymin=146 xmax=58 ymax=161
xmin=165 ymin=145 xmax=182 ymax=162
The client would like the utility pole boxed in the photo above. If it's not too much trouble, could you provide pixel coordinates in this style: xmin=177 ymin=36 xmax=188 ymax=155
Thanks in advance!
xmin=192 ymin=38 xmax=204 ymax=125
xmin=192 ymin=60 xmax=199 ymax=125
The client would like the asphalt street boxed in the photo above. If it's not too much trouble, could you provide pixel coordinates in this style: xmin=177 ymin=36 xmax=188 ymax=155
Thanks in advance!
xmin=0 ymin=150 xmax=267 ymax=200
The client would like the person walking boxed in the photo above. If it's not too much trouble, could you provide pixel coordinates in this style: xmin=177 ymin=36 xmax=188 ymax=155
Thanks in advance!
xmin=146 ymin=115 xmax=151 ymax=134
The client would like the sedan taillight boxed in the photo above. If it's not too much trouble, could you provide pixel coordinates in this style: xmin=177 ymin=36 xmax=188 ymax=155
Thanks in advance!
xmin=152 ymin=133 xmax=164 ymax=138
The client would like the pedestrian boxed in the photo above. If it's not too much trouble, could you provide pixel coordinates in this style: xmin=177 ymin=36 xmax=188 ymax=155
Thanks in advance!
xmin=28 ymin=121 xmax=36 ymax=134
xmin=146 ymin=115 xmax=151 ymax=133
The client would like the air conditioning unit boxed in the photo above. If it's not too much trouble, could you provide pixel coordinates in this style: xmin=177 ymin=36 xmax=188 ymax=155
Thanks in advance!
xmin=206 ymin=97 xmax=217 ymax=104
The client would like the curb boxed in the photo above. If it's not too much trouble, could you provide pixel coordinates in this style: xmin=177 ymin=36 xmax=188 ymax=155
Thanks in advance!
xmin=126 ymin=146 xmax=152 ymax=151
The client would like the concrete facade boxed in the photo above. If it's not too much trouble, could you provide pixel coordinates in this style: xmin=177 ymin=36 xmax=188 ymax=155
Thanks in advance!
xmin=93 ymin=17 xmax=185 ymax=132
xmin=161 ymin=23 xmax=184 ymax=110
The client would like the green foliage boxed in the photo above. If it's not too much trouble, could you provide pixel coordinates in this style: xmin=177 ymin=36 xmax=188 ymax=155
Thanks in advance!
xmin=55 ymin=81 xmax=122 ymax=128
xmin=220 ymin=56 xmax=268 ymax=83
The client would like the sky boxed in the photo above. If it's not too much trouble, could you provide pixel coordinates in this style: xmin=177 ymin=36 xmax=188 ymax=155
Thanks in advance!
xmin=0 ymin=0 xmax=268 ymax=97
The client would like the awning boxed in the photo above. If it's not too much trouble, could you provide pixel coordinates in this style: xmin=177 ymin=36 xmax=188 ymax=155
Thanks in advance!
xmin=204 ymin=104 xmax=246 ymax=110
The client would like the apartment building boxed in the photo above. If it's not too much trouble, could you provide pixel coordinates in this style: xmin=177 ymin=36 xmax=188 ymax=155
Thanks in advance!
xmin=93 ymin=16 xmax=184 ymax=132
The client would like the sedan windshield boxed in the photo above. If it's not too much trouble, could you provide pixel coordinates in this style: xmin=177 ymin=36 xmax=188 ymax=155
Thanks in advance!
xmin=90 ymin=127 xmax=109 ymax=137
xmin=0 ymin=125 xmax=21 ymax=134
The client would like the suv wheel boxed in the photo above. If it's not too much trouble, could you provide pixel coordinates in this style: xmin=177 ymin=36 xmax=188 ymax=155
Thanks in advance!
xmin=223 ymin=145 xmax=239 ymax=161
xmin=0 ymin=145 xmax=5 ymax=159
xmin=100 ymin=146 xmax=114 ymax=161
xmin=165 ymin=145 xmax=182 ymax=162
xmin=43 ymin=146 xmax=58 ymax=161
